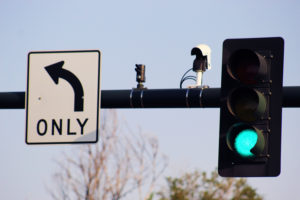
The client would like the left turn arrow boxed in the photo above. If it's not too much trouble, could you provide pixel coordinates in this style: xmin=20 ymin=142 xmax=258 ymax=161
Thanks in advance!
xmin=44 ymin=61 xmax=84 ymax=112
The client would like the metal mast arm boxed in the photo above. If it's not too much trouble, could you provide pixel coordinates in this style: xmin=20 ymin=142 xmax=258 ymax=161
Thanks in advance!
xmin=0 ymin=86 xmax=299 ymax=109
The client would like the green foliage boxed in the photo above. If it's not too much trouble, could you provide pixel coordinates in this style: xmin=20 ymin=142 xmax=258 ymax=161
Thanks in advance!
xmin=157 ymin=170 xmax=263 ymax=200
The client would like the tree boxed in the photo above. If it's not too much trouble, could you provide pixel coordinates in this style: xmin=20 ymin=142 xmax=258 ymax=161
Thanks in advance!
xmin=48 ymin=110 xmax=168 ymax=200
xmin=157 ymin=170 xmax=263 ymax=200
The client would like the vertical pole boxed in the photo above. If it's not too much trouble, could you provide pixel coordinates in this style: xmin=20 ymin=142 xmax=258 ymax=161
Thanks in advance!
xmin=196 ymin=71 xmax=203 ymax=87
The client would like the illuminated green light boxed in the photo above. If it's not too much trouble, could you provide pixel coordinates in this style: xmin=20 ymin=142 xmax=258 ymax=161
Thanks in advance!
xmin=234 ymin=129 xmax=258 ymax=158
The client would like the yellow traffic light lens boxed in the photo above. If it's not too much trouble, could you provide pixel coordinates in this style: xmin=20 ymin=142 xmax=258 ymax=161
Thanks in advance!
xmin=227 ymin=49 xmax=267 ymax=84
xmin=227 ymin=87 xmax=266 ymax=122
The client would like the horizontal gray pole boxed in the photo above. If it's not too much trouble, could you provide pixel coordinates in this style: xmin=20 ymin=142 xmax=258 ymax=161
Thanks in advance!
xmin=0 ymin=86 xmax=299 ymax=109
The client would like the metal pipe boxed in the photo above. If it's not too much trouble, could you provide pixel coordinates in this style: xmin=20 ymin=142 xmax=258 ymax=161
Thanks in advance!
xmin=0 ymin=86 xmax=300 ymax=109
xmin=0 ymin=92 xmax=25 ymax=109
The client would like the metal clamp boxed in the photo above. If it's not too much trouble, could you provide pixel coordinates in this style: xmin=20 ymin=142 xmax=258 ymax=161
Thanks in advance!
xmin=140 ymin=90 xmax=144 ymax=108
xmin=199 ymin=88 xmax=204 ymax=107
xmin=185 ymin=89 xmax=190 ymax=108
xmin=130 ymin=89 xmax=134 ymax=108
xmin=130 ymin=89 xmax=145 ymax=108
xmin=186 ymin=88 xmax=205 ymax=108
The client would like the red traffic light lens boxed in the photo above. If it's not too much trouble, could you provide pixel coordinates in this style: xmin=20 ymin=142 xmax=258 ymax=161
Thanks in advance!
xmin=227 ymin=49 xmax=267 ymax=84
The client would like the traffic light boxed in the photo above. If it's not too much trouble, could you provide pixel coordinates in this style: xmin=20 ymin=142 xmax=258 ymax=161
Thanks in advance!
xmin=218 ymin=37 xmax=284 ymax=177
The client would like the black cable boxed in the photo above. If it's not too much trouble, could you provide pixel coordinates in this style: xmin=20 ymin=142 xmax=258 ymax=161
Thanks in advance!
xmin=182 ymin=76 xmax=197 ymax=81
xmin=180 ymin=68 xmax=193 ymax=83
xmin=180 ymin=76 xmax=196 ymax=89
xmin=179 ymin=68 xmax=196 ymax=89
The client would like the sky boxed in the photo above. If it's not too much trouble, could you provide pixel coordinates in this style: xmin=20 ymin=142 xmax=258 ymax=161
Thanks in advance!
xmin=0 ymin=0 xmax=300 ymax=199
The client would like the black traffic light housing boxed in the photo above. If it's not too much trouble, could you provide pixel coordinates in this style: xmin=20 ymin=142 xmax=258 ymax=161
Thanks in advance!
xmin=218 ymin=37 xmax=284 ymax=177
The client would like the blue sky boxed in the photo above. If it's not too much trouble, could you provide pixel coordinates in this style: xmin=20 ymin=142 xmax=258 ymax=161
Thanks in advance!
xmin=0 ymin=0 xmax=300 ymax=199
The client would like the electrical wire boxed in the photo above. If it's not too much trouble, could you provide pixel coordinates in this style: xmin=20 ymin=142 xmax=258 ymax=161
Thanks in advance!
xmin=180 ymin=68 xmax=196 ymax=89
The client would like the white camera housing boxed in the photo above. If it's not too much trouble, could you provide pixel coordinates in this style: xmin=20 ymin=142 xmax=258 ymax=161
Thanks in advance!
xmin=191 ymin=44 xmax=212 ymax=70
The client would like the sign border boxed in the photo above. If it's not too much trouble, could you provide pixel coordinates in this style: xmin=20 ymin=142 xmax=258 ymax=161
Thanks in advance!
xmin=25 ymin=50 xmax=101 ymax=145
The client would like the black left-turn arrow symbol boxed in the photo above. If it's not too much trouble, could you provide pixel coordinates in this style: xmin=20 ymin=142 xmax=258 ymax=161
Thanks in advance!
xmin=45 ymin=61 xmax=84 ymax=112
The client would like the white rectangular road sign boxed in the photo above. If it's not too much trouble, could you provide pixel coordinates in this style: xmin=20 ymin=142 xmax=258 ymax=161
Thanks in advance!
xmin=26 ymin=50 xmax=101 ymax=144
